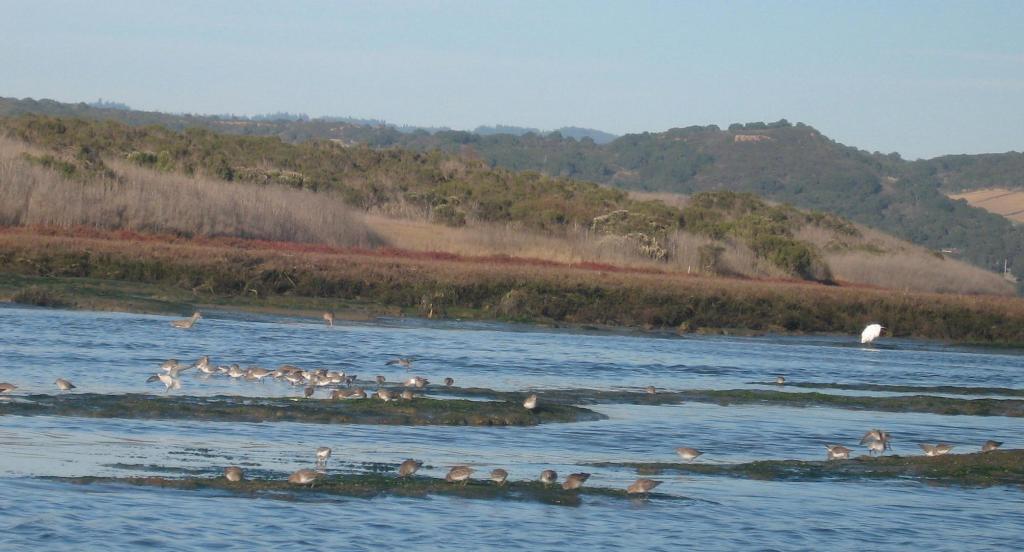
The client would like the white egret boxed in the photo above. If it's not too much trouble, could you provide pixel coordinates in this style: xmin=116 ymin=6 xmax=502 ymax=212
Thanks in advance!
xmin=860 ymin=323 xmax=884 ymax=344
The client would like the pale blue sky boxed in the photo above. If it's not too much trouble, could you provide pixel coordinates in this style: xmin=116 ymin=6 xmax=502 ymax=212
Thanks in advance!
xmin=2 ymin=0 xmax=1022 ymax=158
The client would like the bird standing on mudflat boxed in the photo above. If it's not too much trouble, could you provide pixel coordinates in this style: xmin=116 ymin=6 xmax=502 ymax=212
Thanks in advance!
xmin=224 ymin=466 xmax=244 ymax=482
xmin=919 ymin=443 xmax=954 ymax=457
xmin=55 ymin=378 xmax=76 ymax=391
xmin=539 ymin=469 xmax=558 ymax=486
xmin=288 ymin=469 xmax=321 ymax=487
xmin=627 ymin=478 xmax=662 ymax=495
xmin=316 ymin=447 xmax=332 ymax=467
xmin=981 ymin=440 xmax=1003 ymax=453
xmin=322 ymin=311 xmax=335 ymax=327
xmin=0 ymin=383 xmax=17 ymax=394
xmin=645 ymin=386 xmax=657 ymax=395
xmin=562 ymin=473 xmax=591 ymax=490
xmin=523 ymin=394 xmax=538 ymax=410
xmin=445 ymin=466 xmax=473 ymax=484
xmin=444 ymin=377 xmax=454 ymax=387
xmin=398 ymin=459 xmax=422 ymax=477
xmin=490 ymin=469 xmax=509 ymax=486
xmin=825 ymin=445 xmax=852 ymax=460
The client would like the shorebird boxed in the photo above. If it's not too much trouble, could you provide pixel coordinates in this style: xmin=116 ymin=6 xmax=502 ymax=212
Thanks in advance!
xmin=224 ymin=466 xmax=244 ymax=482
xmin=981 ymin=440 xmax=1003 ymax=453
xmin=627 ymin=478 xmax=662 ymax=495
xmin=316 ymin=446 xmax=332 ymax=467
xmin=160 ymin=360 xmax=191 ymax=378
xmin=288 ymin=468 xmax=321 ymax=487
xmin=398 ymin=459 xmax=422 ymax=477
xmin=562 ymin=473 xmax=591 ymax=490
xmin=775 ymin=375 xmax=786 ymax=385
xmin=444 ymin=377 xmax=454 ymax=387
xmin=490 ymin=468 xmax=508 ymax=485
xmin=55 ymin=378 xmax=76 ymax=391
xmin=405 ymin=376 xmax=429 ymax=389
xmin=146 ymin=374 xmax=180 ymax=392
xmin=860 ymin=429 xmax=892 ymax=455
xmin=171 ymin=312 xmax=202 ymax=329
xmin=539 ymin=469 xmax=558 ymax=486
xmin=322 ymin=311 xmax=335 ymax=327
xmin=351 ymin=387 xmax=367 ymax=399
xmin=523 ymin=394 xmax=538 ymax=410
xmin=376 ymin=375 xmax=386 ymax=385
xmin=645 ymin=386 xmax=657 ymax=395
xmin=386 ymin=358 xmax=413 ymax=369
xmin=246 ymin=367 xmax=274 ymax=382
xmin=445 ymin=466 xmax=473 ymax=484
xmin=919 ymin=443 xmax=954 ymax=457
xmin=400 ymin=390 xmax=414 ymax=400
xmin=377 ymin=389 xmax=395 ymax=402
xmin=0 ymin=383 xmax=17 ymax=394
xmin=304 ymin=386 xmax=316 ymax=398
xmin=861 ymin=323 xmax=884 ymax=344
xmin=198 ymin=363 xmax=221 ymax=376
xmin=825 ymin=444 xmax=852 ymax=460
xmin=675 ymin=447 xmax=703 ymax=462
xmin=228 ymin=365 xmax=247 ymax=379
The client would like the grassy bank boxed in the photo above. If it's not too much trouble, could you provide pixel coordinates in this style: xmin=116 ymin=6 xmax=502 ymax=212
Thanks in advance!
xmin=1 ymin=229 xmax=1024 ymax=345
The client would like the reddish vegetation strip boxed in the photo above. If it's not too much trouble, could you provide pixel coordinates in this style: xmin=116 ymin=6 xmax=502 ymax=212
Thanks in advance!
xmin=0 ymin=225 xmax=746 ymax=281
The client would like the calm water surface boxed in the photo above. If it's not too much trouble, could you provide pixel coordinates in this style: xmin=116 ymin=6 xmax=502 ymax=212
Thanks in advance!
xmin=0 ymin=304 xmax=1021 ymax=551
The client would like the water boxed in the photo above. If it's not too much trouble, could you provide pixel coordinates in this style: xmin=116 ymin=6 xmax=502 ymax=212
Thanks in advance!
xmin=0 ymin=304 xmax=1022 ymax=550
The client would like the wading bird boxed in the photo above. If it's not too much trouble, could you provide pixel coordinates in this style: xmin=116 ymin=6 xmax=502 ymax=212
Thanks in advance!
xmin=224 ymin=466 xmax=244 ymax=482
xmin=55 ymin=378 xmax=76 ymax=391
xmin=398 ymin=459 xmax=422 ymax=477
xmin=825 ymin=444 xmax=852 ymax=460
xmin=627 ymin=478 xmax=662 ymax=495
xmin=171 ymin=312 xmax=202 ymax=329
xmin=860 ymin=323 xmax=884 ymax=344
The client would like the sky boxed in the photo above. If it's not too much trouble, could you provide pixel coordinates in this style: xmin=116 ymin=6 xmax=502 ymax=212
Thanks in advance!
xmin=1 ymin=0 xmax=1022 ymax=159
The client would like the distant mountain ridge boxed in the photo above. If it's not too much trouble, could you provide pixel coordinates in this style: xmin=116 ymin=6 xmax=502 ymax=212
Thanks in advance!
xmin=0 ymin=95 xmax=1019 ymax=282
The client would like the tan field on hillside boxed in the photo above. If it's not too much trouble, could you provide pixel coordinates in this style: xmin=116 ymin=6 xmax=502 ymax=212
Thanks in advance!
xmin=948 ymin=188 xmax=1024 ymax=223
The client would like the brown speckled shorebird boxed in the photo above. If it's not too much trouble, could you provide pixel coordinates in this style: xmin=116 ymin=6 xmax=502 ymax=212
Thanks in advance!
xmin=775 ymin=375 xmax=786 ymax=385
xmin=0 ymin=383 xmax=17 ymax=394
xmin=445 ymin=466 xmax=473 ymax=484
xmin=562 ymin=473 xmax=591 ymax=490
xmin=444 ymin=377 xmax=454 ymax=387
xmin=224 ymin=466 xmax=244 ymax=482
xmin=146 ymin=374 xmax=180 ymax=392
xmin=539 ymin=469 xmax=557 ymax=486
xmin=523 ymin=394 xmax=538 ymax=410
xmin=490 ymin=468 xmax=509 ymax=485
xmin=304 ymin=386 xmax=316 ymax=398
xmin=919 ymin=443 xmax=954 ymax=457
xmin=645 ymin=386 xmax=657 ymax=395
xmin=377 ymin=389 xmax=396 ymax=402
xmin=288 ymin=469 xmax=321 ymax=487
xmin=322 ymin=311 xmax=335 ymax=327
xmin=405 ymin=376 xmax=429 ymax=389
xmin=981 ymin=440 xmax=1003 ymax=453
xmin=55 ymin=378 xmax=76 ymax=391
xmin=627 ymin=478 xmax=662 ymax=495
xmin=376 ymin=375 xmax=386 ymax=385
xmin=398 ymin=459 xmax=422 ymax=477
xmin=400 ymin=390 xmax=414 ymax=400
xmin=171 ymin=312 xmax=201 ymax=329
xmin=675 ymin=447 xmax=703 ymax=462
xmin=825 ymin=444 xmax=852 ymax=460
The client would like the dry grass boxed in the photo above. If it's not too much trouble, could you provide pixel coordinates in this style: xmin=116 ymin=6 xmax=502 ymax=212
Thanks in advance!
xmin=0 ymin=138 xmax=379 ymax=248
xmin=947 ymin=188 xmax=1024 ymax=223
xmin=796 ymin=225 xmax=1016 ymax=296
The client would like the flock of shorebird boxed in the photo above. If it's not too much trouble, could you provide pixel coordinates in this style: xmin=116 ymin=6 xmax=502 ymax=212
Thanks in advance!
xmin=0 ymin=312 xmax=1008 ymax=496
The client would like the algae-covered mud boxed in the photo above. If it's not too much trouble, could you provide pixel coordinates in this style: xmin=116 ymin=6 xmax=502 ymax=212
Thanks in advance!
xmin=778 ymin=381 xmax=1024 ymax=398
xmin=430 ymin=386 xmax=1024 ymax=417
xmin=49 ymin=472 xmax=674 ymax=506
xmin=588 ymin=449 xmax=1024 ymax=487
xmin=0 ymin=393 xmax=603 ymax=426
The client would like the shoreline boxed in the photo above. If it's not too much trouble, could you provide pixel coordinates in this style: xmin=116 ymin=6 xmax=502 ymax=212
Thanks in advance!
xmin=2 ymin=229 xmax=1023 ymax=347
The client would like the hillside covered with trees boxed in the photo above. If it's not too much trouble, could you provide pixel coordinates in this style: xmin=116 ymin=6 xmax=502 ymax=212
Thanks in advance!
xmin=1 ymin=96 xmax=1021 ymax=282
